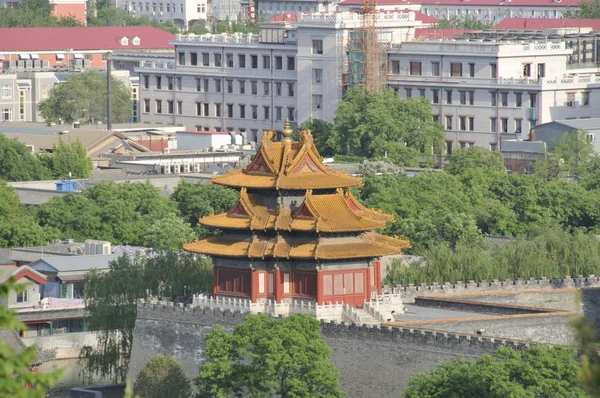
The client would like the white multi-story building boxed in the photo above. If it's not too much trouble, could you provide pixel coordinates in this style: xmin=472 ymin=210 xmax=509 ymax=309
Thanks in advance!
xmin=118 ymin=0 xmax=209 ymax=29
xmin=136 ymin=10 xmax=433 ymax=141
xmin=257 ymin=0 xmax=339 ymax=19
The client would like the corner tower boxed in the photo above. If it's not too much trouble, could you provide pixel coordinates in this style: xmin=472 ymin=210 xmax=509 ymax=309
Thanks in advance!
xmin=184 ymin=120 xmax=410 ymax=308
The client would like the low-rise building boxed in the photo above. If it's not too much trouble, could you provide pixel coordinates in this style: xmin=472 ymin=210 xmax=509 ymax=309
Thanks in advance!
xmin=535 ymin=118 xmax=600 ymax=152
xmin=501 ymin=139 xmax=546 ymax=175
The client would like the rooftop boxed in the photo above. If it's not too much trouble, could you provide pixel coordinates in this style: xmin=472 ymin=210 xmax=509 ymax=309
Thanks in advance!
xmin=339 ymin=0 xmax=578 ymax=6
xmin=29 ymin=253 xmax=121 ymax=273
xmin=536 ymin=118 xmax=600 ymax=132
xmin=0 ymin=27 xmax=175 ymax=52
xmin=495 ymin=18 xmax=600 ymax=30
xmin=414 ymin=28 xmax=475 ymax=40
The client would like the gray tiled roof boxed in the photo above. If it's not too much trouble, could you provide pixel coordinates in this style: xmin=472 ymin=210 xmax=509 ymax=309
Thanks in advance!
xmin=30 ymin=254 xmax=120 ymax=273
xmin=0 ymin=329 xmax=55 ymax=365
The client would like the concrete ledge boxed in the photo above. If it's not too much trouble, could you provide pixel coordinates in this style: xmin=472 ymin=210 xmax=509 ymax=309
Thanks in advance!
xmin=413 ymin=296 xmax=566 ymax=315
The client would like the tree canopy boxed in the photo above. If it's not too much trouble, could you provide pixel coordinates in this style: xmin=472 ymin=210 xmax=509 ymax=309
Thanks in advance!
xmin=328 ymin=88 xmax=444 ymax=166
xmin=0 ymin=133 xmax=52 ymax=181
xmin=39 ymin=70 xmax=133 ymax=124
xmin=0 ymin=181 xmax=48 ymax=248
xmin=535 ymin=129 xmax=596 ymax=182
xmin=38 ymin=138 xmax=93 ymax=179
xmin=0 ymin=278 xmax=62 ymax=397
xmin=296 ymin=119 xmax=335 ymax=157
xmin=435 ymin=15 xmax=493 ymax=29
xmin=403 ymin=345 xmax=587 ymax=398
xmin=134 ymin=355 xmax=192 ymax=398
xmin=80 ymin=252 xmax=213 ymax=383
xmin=197 ymin=313 xmax=344 ymax=398
xmin=445 ymin=146 xmax=505 ymax=176
xmin=0 ymin=0 xmax=82 ymax=27
xmin=564 ymin=0 xmax=600 ymax=18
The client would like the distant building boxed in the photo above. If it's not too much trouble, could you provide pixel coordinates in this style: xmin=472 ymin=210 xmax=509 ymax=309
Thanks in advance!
xmin=535 ymin=119 xmax=600 ymax=153
xmin=117 ymin=0 xmax=209 ymax=29
xmin=177 ymin=130 xmax=236 ymax=150
xmin=501 ymin=139 xmax=546 ymax=175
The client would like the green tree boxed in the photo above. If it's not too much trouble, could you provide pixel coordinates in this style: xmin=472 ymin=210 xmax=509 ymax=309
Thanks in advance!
xmin=39 ymin=70 xmax=132 ymax=124
xmin=171 ymin=181 xmax=238 ymax=234
xmin=0 ymin=133 xmax=51 ymax=181
xmin=197 ymin=314 xmax=344 ymax=398
xmin=435 ymin=15 xmax=493 ymax=29
xmin=0 ymin=0 xmax=82 ymax=28
xmin=0 ymin=181 xmax=48 ymax=248
xmin=133 ymin=355 xmax=192 ymax=398
xmin=38 ymin=138 xmax=93 ymax=179
xmin=445 ymin=147 xmax=505 ymax=175
xmin=35 ymin=181 xmax=177 ymax=245
xmin=297 ymin=119 xmax=335 ymax=157
xmin=79 ymin=253 xmax=212 ymax=383
xmin=403 ymin=345 xmax=587 ymax=398
xmin=0 ymin=278 xmax=62 ymax=397
xmin=535 ymin=129 xmax=596 ymax=182
xmin=329 ymin=88 xmax=443 ymax=166
xmin=142 ymin=213 xmax=195 ymax=251
xmin=565 ymin=0 xmax=600 ymax=18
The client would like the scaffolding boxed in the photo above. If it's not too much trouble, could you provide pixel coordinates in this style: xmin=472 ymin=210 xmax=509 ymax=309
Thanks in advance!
xmin=346 ymin=0 xmax=387 ymax=92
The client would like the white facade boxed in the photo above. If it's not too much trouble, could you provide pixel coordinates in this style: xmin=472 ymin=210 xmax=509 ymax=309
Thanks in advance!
xmin=177 ymin=130 xmax=233 ymax=150
xmin=388 ymin=40 xmax=600 ymax=152
xmin=119 ymin=0 xmax=209 ymax=29
xmin=258 ymin=0 xmax=337 ymax=18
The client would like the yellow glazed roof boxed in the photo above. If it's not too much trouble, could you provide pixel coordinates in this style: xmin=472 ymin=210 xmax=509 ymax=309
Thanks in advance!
xmin=183 ymin=232 xmax=411 ymax=260
xmin=212 ymin=130 xmax=362 ymax=190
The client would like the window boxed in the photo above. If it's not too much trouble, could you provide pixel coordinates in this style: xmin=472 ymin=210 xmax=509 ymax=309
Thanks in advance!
xmin=227 ymin=104 xmax=233 ymax=118
xmin=203 ymin=103 xmax=209 ymax=116
xmin=251 ymin=81 xmax=257 ymax=95
xmin=165 ymin=100 xmax=173 ymax=114
xmin=287 ymin=56 xmax=295 ymax=70
xmin=515 ymin=92 xmax=522 ymax=107
xmin=468 ymin=116 xmax=474 ymax=131
xmin=177 ymin=101 xmax=182 ymax=115
xmin=227 ymin=80 xmax=233 ymax=94
xmin=501 ymin=117 xmax=508 ymax=133
xmin=226 ymin=53 xmax=233 ymax=67
xmin=1 ymin=108 xmax=11 ymax=121
xmin=468 ymin=91 xmax=474 ymax=105
xmin=176 ymin=77 xmax=181 ymax=90
xmin=432 ymin=114 xmax=439 ymax=123
xmin=586 ymin=133 xmax=595 ymax=143
xmin=567 ymin=93 xmax=575 ymax=107
xmin=143 ymin=75 xmax=149 ymax=89
xmin=529 ymin=93 xmax=537 ymax=108
xmin=288 ymin=83 xmax=295 ymax=97
xmin=445 ymin=90 xmax=452 ymax=104
xmin=252 ymin=105 xmax=258 ymax=119
xmin=16 ymin=290 xmax=27 ymax=303
xmin=144 ymin=99 xmax=150 ymax=113
xmin=391 ymin=61 xmax=400 ymax=74
xmin=251 ymin=55 xmax=258 ymax=68
xmin=523 ymin=63 xmax=531 ymax=77
xmin=214 ymin=79 xmax=221 ymax=93
xmin=445 ymin=141 xmax=453 ymax=155
xmin=515 ymin=118 xmax=522 ymax=134
xmin=312 ymin=68 xmax=323 ymax=83
xmin=469 ymin=63 xmax=475 ymax=77
xmin=445 ymin=115 xmax=452 ymax=130
xmin=459 ymin=116 xmax=466 ymax=131
xmin=275 ymin=82 xmax=282 ymax=96
xmin=419 ymin=88 xmax=426 ymax=98
xmin=490 ymin=63 xmax=497 ymax=79
xmin=239 ymin=80 xmax=245 ymax=94
xmin=190 ymin=53 xmax=198 ymax=66
xmin=263 ymin=81 xmax=269 ymax=95
xmin=263 ymin=55 xmax=270 ymax=69
xmin=264 ymin=106 xmax=270 ymax=119
xmin=167 ymin=77 xmax=173 ymax=90
xmin=155 ymin=100 xmax=162 ymax=114
xmin=431 ymin=62 xmax=440 ymax=76
xmin=312 ymin=94 xmax=322 ymax=109
xmin=238 ymin=54 xmax=246 ymax=68
xmin=276 ymin=106 xmax=282 ymax=121
xmin=288 ymin=107 xmax=295 ymax=121
xmin=501 ymin=92 xmax=508 ymax=107
xmin=275 ymin=56 xmax=282 ymax=70
xmin=490 ymin=117 xmax=497 ymax=133
xmin=410 ymin=61 xmax=422 ymax=76
xmin=405 ymin=88 xmax=412 ymax=99
xmin=450 ymin=63 xmax=462 ymax=77
xmin=202 ymin=53 xmax=209 ymax=66
xmin=490 ymin=92 xmax=497 ymax=106
xmin=582 ymin=92 xmax=590 ymax=106
xmin=155 ymin=76 xmax=162 ymax=90
xmin=196 ymin=78 xmax=201 ymax=92
xmin=537 ymin=63 xmax=545 ymax=78
xmin=312 ymin=39 xmax=323 ymax=55
xmin=432 ymin=89 xmax=439 ymax=104
xmin=214 ymin=53 xmax=222 ymax=67
xmin=239 ymin=105 xmax=245 ymax=118
xmin=490 ymin=142 xmax=498 ymax=152
xmin=506 ymin=164 xmax=513 ymax=174
xmin=460 ymin=91 xmax=466 ymax=105
xmin=215 ymin=103 xmax=221 ymax=117
xmin=178 ymin=52 xmax=185 ymax=65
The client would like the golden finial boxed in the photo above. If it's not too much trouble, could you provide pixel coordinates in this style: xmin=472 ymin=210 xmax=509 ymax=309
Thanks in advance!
xmin=282 ymin=119 xmax=293 ymax=142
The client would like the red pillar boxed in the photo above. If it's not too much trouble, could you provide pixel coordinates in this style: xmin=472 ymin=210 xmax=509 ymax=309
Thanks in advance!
xmin=316 ymin=271 xmax=324 ymax=305
xmin=212 ymin=267 xmax=218 ymax=299
xmin=250 ymin=269 xmax=258 ymax=303
xmin=274 ymin=268 xmax=282 ymax=303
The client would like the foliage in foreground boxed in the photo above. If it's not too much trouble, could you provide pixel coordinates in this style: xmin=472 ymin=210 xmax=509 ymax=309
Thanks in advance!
xmin=133 ymin=355 xmax=192 ymax=398
xmin=79 ymin=252 xmax=213 ymax=383
xmin=196 ymin=314 xmax=345 ymax=398
xmin=403 ymin=345 xmax=587 ymax=398
xmin=0 ymin=181 xmax=48 ymax=248
xmin=0 ymin=278 xmax=62 ymax=397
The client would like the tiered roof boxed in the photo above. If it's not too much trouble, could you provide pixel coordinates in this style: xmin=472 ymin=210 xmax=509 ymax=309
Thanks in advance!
xmin=184 ymin=121 xmax=411 ymax=260
xmin=212 ymin=130 xmax=362 ymax=190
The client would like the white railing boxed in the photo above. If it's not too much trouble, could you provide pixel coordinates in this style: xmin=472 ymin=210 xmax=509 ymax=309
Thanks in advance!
xmin=140 ymin=61 xmax=175 ymax=69
xmin=299 ymin=11 xmax=414 ymax=25
xmin=342 ymin=303 xmax=362 ymax=324
xmin=176 ymin=33 xmax=260 ymax=45
xmin=522 ymin=42 xmax=565 ymax=51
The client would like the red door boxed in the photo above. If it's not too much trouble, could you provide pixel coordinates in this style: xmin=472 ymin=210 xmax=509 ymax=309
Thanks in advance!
xmin=323 ymin=270 xmax=366 ymax=307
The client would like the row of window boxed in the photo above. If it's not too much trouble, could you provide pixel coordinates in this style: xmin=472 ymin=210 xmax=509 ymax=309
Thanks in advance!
xmin=399 ymin=87 xmax=539 ymax=108
xmin=178 ymin=52 xmax=296 ymax=71
xmin=438 ymin=114 xmax=526 ymax=135
xmin=398 ymin=60 xmax=547 ymax=80
xmin=129 ymin=2 xmax=185 ymax=14
xmin=143 ymin=99 xmax=296 ymax=121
